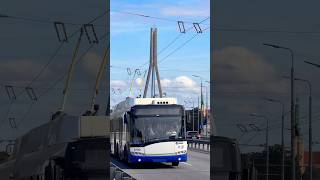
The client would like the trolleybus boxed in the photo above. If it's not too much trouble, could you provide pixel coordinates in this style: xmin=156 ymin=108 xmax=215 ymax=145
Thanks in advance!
xmin=110 ymin=97 xmax=187 ymax=166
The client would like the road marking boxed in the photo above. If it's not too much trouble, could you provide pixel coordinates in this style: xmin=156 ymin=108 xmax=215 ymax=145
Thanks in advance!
xmin=181 ymin=162 xmax=192 ymax=166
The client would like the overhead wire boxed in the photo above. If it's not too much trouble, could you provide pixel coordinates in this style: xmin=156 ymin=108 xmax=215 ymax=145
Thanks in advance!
xmin=214 ymin=27 xmax=320 ymax=34
xmin=2 ymin=12 xmax=108 ymax=28
xmin=16 ymin=32 xmax=109 ymax=127
xmin=111 ymin=10 xmax=209 ymax=25
xmin=0 ymin=11 xmax=109 ymax=129
xmin=111 ymin=17 xmax=210 ymax=98
xmin=112 ymin=10 xmax=320 ymax=34
xmin=158 ymin=26 xmax=209 ymax=65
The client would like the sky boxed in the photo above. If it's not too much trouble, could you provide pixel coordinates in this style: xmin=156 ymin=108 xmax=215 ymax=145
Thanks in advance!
xmin=110 ymin=0 xmax=210 ymax=108
xmin=0 ymin=0 xmax=108 ymax=143
xmin=212 ymin=0 xmax=320 ymax=152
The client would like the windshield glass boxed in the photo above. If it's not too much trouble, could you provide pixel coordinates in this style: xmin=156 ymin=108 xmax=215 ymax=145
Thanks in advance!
xmin=131 ymin=115 xmax=183 ymax=144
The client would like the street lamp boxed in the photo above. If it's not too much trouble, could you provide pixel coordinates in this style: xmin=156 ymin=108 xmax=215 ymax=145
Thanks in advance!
xmin=302 ymin=60 xmax=318 ymax=180
xmin=304 ymin=60 xmax=320 ymax=68
xmin=263 ymin=43 xmax=296 ymax=180
xmin=284 ymin=75 xmax=313 ymax=180
xmin=204 ymin=81 xmax=210 ymax=138
xmin=189 ymin=97 xmax=195 ymax=131
xmin=251 ymin=113 xmax=269 ymax=180
xmin=192 ymin=75 xmax=204 ymax=135
xmin=184 ymin=97 xmax=195 ymax=131
xmin=262 ymin=98 xmax=285 ymax=180
xmin=294 ymin=78 xmax=312 ymax=180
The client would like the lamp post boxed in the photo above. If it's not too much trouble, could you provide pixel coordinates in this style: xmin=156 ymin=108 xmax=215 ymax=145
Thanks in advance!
xmin=192 ymin=75 xmax=204 ymax=135
xmin=303 ymin=60 xmax=319 ymax=180
xmin=206 ymin=80 xmax=211 ymax=137
xmin=184 ymin=97 xmax=195 ymax=131
xmin=204 ymin=82 xmax=209 ymax=138
xmin=262 ymin=98 xmax=285 ymax=180
xmin=295 ymin=78 xmax=312 ymax=180
xmin=189 ymin=97 xmax=195 ymax=131
xmin=263 ymin=43 xmax=296 ymax=180
xmin=304 ymin=60 xmax=320 ymax=68
xmin=251 ymin=113 xmax=269 ymax=180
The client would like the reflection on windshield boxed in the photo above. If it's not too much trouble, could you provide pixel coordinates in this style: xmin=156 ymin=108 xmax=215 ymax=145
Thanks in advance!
xmin=131 ymin=116 xmax=183 ymax=143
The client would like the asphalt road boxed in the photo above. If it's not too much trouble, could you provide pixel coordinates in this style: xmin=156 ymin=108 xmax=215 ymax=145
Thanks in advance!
xmin=111 ymin=150 xmax=210 ymax=180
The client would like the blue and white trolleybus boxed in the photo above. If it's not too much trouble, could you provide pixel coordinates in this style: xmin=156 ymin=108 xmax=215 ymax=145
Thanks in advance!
xmin=110 ymin=97 xmax=187 ymax=166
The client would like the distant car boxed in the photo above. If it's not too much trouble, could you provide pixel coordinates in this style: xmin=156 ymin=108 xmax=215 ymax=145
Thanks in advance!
xmin=186 ymin=131 xmax=201 ymax=139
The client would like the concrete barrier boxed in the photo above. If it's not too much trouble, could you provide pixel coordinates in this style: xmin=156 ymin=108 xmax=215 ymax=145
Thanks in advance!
xmin=187 ymin=139 xmax=210 ymax=153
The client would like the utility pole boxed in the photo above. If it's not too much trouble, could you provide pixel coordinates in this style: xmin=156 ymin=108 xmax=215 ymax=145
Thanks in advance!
xmin=143 ymin=28 xmax=162 ymax=98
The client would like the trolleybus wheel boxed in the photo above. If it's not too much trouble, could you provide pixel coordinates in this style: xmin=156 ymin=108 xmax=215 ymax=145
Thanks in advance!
xmin=172 ymin=162 xmax=179 ymax=166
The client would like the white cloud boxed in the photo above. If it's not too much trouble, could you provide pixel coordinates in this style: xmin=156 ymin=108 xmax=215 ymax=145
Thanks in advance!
xmin=110 ymin=80 xmax=127 ymax=88
xmin=161 ymin=75 xmax=200 ymax=94
xmin=110 ymin=75 xmax=205 ymax=106
xmin=213 ymin=46 xmax=288 ymax=93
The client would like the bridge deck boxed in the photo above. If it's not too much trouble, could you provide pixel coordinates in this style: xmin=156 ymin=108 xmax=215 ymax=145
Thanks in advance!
xmin=111 ymin=150 xmax=210 ymax=180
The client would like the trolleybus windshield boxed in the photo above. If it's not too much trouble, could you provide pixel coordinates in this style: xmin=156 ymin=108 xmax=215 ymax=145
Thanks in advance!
xmin=130 ymin=106 xmax=184 ymax=144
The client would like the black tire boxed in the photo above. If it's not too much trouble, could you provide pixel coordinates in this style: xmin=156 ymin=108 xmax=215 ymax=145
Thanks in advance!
xmin=172 ymin=162 xmax=179 ymax=166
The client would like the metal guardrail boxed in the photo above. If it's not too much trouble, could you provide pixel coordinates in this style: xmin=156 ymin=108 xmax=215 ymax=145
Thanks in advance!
xmin=110 ymin=163 xmax=136 ymax=180
xmin=187 ymin=139 xmax=210 ymax=152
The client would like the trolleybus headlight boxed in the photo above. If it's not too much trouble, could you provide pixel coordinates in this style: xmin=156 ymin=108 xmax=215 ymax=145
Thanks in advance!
xmin=176 ymin=150 xmax=186 ymax=155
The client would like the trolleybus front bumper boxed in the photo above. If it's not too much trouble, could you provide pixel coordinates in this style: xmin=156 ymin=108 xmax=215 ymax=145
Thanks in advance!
xmin=128 ymin=154 xmax=187 ymax=163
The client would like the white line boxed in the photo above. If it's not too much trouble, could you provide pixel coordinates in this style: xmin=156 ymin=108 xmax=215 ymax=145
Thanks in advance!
xmin=181 ymin=162 xmax=193 ymax=166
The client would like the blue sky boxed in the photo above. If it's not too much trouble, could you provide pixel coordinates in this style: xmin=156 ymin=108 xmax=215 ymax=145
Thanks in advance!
xmin=110 ymin=0 xmax=210 ymax=107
